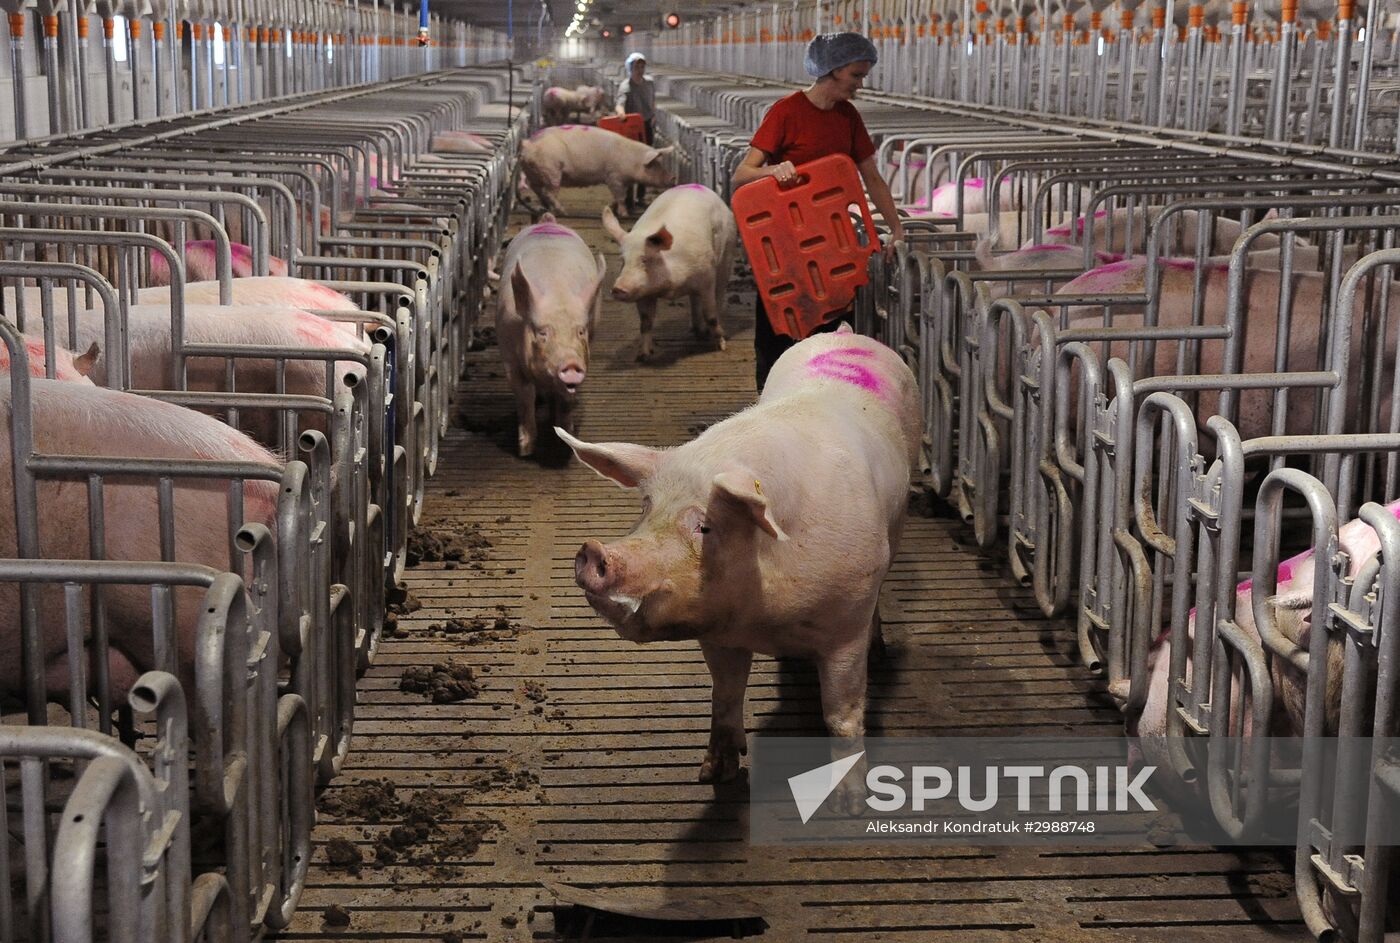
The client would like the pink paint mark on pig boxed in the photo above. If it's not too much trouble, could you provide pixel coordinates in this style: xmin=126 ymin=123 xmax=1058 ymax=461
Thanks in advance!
xmin=292 ymin=314 xmax=343 ymax=348
xmin=1276 ymin=547 xmax=1313 ymax=585
xmin=679 ymin=183 xmax=710 ymax=192
xmin=1023 ymin=243 xmax=1078 ymax=253
xmin=806 ymin=347 xmax=888 ymax=399
xmin=528 ymin=222 xmax=576 ymax=237
xmin=1070 ymin=259 xmax=1142 ymax=292
xmin=1073 ymin=209 xmax=1110 ymax=234
xmin=1045 ymin=224 xmax=1071 ymax=236
xmin=966 ymin=178 xmax=985 ymax=189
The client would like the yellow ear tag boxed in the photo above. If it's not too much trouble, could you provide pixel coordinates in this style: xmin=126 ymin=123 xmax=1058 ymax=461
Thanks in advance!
xmin=754 ymin=479 xmax=763 ymax=496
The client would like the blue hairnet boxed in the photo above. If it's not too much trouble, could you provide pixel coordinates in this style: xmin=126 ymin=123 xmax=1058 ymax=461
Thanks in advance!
xmin=803 ymin=31 xmax=878 ymax=78
xmin=625 ymin=52 xmax=647 ymax=72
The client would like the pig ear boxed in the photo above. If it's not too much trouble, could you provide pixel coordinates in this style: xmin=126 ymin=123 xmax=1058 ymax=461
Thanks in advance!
xmin=601 ymin=206 xmax=628 ymax=244
xmin=643 ymin=148 xmax=667 ymax=167
xmin=555 ymin=427 xmax=661 ymax=488
xmin=73 ymin=342 xmax=99 ymax=376
xmin=646 ymin=227 xmax=674 ymax=252
xmin=711 ymin=472 xmax=789 ymax=542
xmin=510 ymin=264 xmax=535 ymax=321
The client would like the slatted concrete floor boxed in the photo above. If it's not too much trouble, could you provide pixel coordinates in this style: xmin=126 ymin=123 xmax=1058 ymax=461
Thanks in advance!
xmin=272 ymin=187 xmax=1312 ymax=942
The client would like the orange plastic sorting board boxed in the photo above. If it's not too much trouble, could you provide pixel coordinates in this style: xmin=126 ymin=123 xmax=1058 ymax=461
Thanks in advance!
xmin=732 ymin=153 xmax=878 ymax=340
xmin=598 ymin=113 xmax=647 ymax=142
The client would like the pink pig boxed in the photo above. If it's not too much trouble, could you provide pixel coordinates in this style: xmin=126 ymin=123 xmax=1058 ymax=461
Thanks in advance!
xmin=520 ymin=126 xmax=676 ymax=218
xmin=0 ymin=378 xmax=281 ymax=704
xmin=1030 ymin=207 xmax=1286 ymax=254
xmin=926 ymin=177 xmax=1020 ymax=217
xmin=147 ymin=240 xmax=289 ymax=286
xmin=136 ymin=277 xmax=363 ymax=342
xmin=1132 ymin=499 xmax=1400 ymax=798
xmin=55 ymin=304 xmax=369 ymax=446
xmin=1054 ymin=256 xmax=1400 ymax=440
xmin=601 ymin=184 xmax=738 ymax=361
xmin=496 ymin=215 xmax=607 ymax=457
xmin=561 ymin=327 xmax=920 ymax=782
xmin=0 ymin=337 xmax=98 ymax=384
xmin=430 ymin=130 xmax=494 ymax=154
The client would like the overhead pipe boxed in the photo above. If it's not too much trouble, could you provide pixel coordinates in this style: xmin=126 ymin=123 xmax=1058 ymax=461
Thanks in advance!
xmin=7 ymin=8 xmax=26 ymax=140
xmin=165 ymin=0 xmax=180 ymax=112
xmin=126 ymin=6 xmax=142 ymax=121
xmin=94 ymin=0 xmax=116 ymax=125
xmin=1183 ymin=4 xmax=1204 ymax=130
xmin=151 ymin=18 xmax=165 ymax=112
xmin=70 ymin=2 xmax=92 ymax=128
xmin=1267 ymin=0 xmax=1297 ymax=138
xmin=1351 ymin=0 xmax=1379 ymax=148
xmin=1117 ymin=2 xmax=1138 ymax=121
xmin=1224 ymin=0 xmax=1248 ymax=134
xmin=33 ymin=5 xmax=63 ymax=134
xmin=1328 ymin=0 xmax=1353 ymax=146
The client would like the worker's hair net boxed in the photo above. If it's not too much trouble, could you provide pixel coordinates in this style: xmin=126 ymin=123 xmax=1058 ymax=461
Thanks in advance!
xmin=803 ymin=31 xmax=878 ymax=78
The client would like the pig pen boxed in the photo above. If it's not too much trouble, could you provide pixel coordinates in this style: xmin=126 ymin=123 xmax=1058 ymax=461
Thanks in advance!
xmin=274 ymin=185 xmax=1308 ymax=943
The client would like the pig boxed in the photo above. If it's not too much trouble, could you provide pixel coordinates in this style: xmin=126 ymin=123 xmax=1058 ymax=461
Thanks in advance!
xmin=496 ymin=215 xmax=607 ymax=457
xmin=0 ymin=378 xmax=281 ymax=705
xmin=29 ymin=304 xmax=368 ymax=446
xmin=1204 ymin=241 xmax=1363 ymax=273
xmin=601 ymin=184 xmax=738 ymax=361
xmin=905 ymin=210 xmax=1068 ymax=247
xmin=542 ymin=86 xmax=606 ymax=125
xmin=147 ymin=240 xmax=290 ymax=286
xmin=883 ymin=150 xmax=932 ymax=204
xmin=431 ymin=130 xmax=494 ymax=154
xmin=1029 ymin=206 xmax=1288 ymax=255
xmin=973 ymin=240 xmax=1124 ymax=297
xmin=925 ymin=177 xmax=1021 ymax=217
xmin=0 ymin=337 xmax=98 ymax=383
xmin=974 ymin=241 xmax=1124 ymax=273
xmin=519 ymin=126 xmax=677 ymax=218
xmin=1130 ymin=499 xmax=1400 ymax=801
xmin=562 ymin=326 xmax=920 ymax=783
xmin=576 ymin=85 xmax=609 ymax=115
xmin=149 ymin=276 xmax=358 ymax=315
xmin=1052 ymin=256 xmax=1400 ymax=440
xmin=8 ymin=276 xmax=358 ymax=320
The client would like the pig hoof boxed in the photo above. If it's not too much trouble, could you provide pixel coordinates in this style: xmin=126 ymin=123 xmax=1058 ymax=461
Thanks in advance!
xmin=716 ymin=336 xmax=727 ymax=352
xmin=518 ymin=430 xmax=536 ymax=457
xmin=831 ymin=777 xmax=866 ymax=816
xmin=698 ymin=749 xmax=741 ymax=783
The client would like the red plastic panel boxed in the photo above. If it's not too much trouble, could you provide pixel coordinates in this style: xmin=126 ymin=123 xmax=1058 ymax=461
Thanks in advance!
xmin=598 ymin=113 xmax=647 ymax=143
xmin=732 ymin=153 xmax=878 ymax=340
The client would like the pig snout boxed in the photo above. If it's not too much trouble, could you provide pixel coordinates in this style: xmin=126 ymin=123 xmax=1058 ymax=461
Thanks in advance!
xmin=559 ymin=363 xmax=586 ymax=392
xmin=575 ymin=540 xmax=616 ymax=595
xmin=611 ymin=283 xmax=634 ymax=302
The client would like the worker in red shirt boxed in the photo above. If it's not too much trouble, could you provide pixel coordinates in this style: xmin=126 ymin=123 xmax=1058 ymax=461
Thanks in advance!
xmin=732 ymin=31 xmax=905 ymax=392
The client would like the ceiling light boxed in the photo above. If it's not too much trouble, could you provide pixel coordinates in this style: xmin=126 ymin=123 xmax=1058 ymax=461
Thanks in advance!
xmin=622 ymin=23 xmax=632 ymax=33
